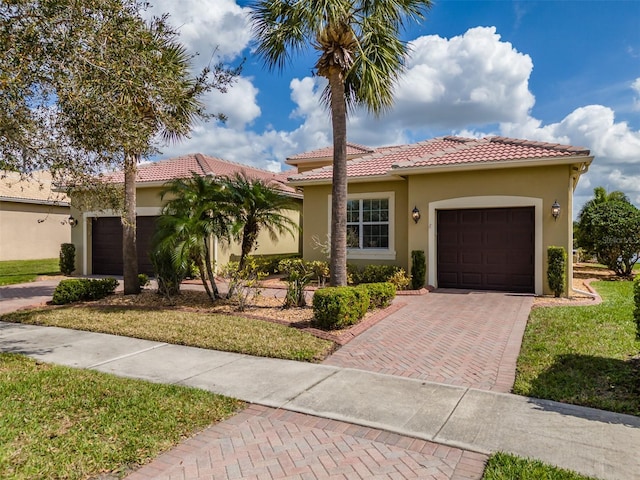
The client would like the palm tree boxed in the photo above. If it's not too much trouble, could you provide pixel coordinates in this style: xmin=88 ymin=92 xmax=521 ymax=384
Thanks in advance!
xmin=250 ymin=0 xmax=432 ymax=286
xmin=155 ymin=174 xmax=233 ymax=301
xmin=220 ymin=172 xmax=299 ymax=270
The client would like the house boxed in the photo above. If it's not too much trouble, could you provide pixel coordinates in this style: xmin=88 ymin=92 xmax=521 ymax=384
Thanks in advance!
xmin=0 ymin=170 xmax=71 ymax=261
xmin=69 ymin=154 xmax=301 ymax=276
xmin=287 ymin=136 xmax=593 ymax=296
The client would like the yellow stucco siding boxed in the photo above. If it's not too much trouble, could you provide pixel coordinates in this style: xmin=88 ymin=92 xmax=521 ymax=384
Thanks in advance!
xmin=0 ymin=201 xmax=71 ymax=261
xmin=301 ymin=181 xmax=409 ymax=269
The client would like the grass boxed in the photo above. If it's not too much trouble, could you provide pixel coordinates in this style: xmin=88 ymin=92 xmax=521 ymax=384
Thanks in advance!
xmin=514 ymin=280 xmax=640 ymax=416
xmin=0 ymin=258 xmax=60 ymax=286
xmin=0 ymin=353 xmax=243 ymax=480
xmin=482 ymin=452 xmax=596 ymax=479
xmin=1 ymin=305 xmax=335 ymax=362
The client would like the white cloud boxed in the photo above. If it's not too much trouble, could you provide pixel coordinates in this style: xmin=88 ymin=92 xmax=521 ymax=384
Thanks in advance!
xmin=632 ymin=78 xmax=640 ymax=111
xmin=146 ymin=0 xmax=251 ymax=63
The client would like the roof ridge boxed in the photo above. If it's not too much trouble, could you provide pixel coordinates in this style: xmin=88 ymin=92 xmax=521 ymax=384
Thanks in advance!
xmin=488 ymin=136 xmax=590 ymax=154
xmin=393 ymin=136 xmax=481 ymax=168
xmin=198 ymin=153 xmax=282 ymax=177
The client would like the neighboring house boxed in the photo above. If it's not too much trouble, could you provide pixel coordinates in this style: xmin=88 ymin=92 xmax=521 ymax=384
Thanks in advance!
xmin=69 ymin=154 xmax=301 ymax=276
xmin=0 ymin=171 xmax=71 ymax=261
xmin=287 ymin=136 xmax=593 ymax=296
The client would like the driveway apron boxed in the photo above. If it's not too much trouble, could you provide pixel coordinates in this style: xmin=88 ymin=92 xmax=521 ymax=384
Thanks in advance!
xmin=323 ymin=289 xmax=534 ymax=393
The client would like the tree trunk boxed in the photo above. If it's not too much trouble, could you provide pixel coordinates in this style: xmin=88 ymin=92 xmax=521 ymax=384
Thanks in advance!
xmin=328 ymin=70 xmax=348 ymax=287
xmin=122 ymin=151 xmax=140 ymax=295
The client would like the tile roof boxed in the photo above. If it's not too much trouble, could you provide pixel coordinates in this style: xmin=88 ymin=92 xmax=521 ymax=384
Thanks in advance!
xmin=105 ymin=153 xmax=297 ymax=194
xmin=289 ymin=136 xmax=591 ymax=183
xmin=286 ymin=142 xmax=375 ymax=162
xmin=0 ymin=170 xmax=70 ymax=205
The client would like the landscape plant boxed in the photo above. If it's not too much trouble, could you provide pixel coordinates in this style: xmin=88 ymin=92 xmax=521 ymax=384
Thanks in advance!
xmin=634 ymin=275 xmax=640 ymax=338
xmin=357 ymin=282 xmax=396 ymax=309
xmin=411 ymin=250 xmax=426 ymax=290
xmin=278 ymin=258 xmax=315 ymax=308
xmin=220 ymin=260 xmax=266 ymax=312
xmin=547 ymin=246 xmax=566 ymax=297
xmin=52 ymin=278 xmax=119 ymax=305
xmin=59 ymin=243 xmax=75 ymax=276
xmin=312 ymin=286 xmax=370 ymax=330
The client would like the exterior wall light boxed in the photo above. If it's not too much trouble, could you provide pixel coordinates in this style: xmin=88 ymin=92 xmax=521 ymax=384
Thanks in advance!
xmin=551 ymin=200 xmax=561 ymax=221
xmin=68 ymin=215 xmax=78 ymax=227
xmin=411 ymin=206 xmax=421 ymax=224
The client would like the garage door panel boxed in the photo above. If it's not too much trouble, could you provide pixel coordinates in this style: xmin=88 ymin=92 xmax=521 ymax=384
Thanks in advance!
xmin=437 ymin=207 xmax=534 ymax=293
xmin=92 ymin=216 xmax=158 ymax=276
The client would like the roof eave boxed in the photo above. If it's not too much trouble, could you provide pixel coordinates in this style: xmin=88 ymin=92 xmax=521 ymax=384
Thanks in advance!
xmin=390 ymin=154 xmax=594 ymax=175
xmin=288 ymin=173 xmax=405 ymax=187
xmin=0 ymin=196 xmax=70 ymax=207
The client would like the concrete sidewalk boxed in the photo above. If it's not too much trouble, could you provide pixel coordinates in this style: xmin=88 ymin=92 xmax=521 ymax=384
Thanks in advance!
xmin=1 ymin=320 xmax=638 ymax=480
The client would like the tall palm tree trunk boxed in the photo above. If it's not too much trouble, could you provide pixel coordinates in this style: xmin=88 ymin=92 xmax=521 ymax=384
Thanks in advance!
xmin=123 ymin=151 xmax=140 ymax=295
xmin=329 ymin=70 xmax=348 ymax=287
xmin=203 ymin=239 xmax=220 ymax=299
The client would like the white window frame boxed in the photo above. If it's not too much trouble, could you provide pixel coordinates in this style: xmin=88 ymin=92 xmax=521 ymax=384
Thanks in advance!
xmin=328 ymin=191 xmax=396 ymax=260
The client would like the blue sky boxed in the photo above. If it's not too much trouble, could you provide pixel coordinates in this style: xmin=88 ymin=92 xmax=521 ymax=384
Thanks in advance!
xmin=148 ymin=0 xmax=640 ymax=217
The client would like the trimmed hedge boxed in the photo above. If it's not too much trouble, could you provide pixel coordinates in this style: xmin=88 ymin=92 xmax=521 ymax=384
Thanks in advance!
xmin=59 ymin=243 xmax=76 ymax=276
xmin=411 ymin=250 xmax=426 ymax=290
xmin=547 ymin=246 xmax=567 ymax=298
xmin=634 ymin=275 xmax=640 ymax=339
xmin=358 ymin=282 xmax=396 ymax=309
xmin=312 ymin=286 xmax=370 ymax=330
xmin=52 ymin=278 xmax=119 ymax=305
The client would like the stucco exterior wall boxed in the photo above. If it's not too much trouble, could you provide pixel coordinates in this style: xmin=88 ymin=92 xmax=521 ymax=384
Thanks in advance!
xmin=0 ymin=201 xmax=71 ymax=261
xmin=301 ymin=180 xmax=409 ymax=269
xmin=300 ymin=164 xmax=576 ymax=296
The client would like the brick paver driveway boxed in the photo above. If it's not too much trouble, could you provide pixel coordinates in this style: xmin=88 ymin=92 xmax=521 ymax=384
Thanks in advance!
xmin=323 ymin=289 xmax=534 ymax=392
xmin=127 ymin=405 xmax=486 ymax=480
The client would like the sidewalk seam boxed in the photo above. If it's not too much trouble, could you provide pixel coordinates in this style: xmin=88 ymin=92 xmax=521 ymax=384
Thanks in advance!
xmin=434 ymin=387 xmax=470 ymax=440
xmin=87 ymin=342 xmax=170 ymax=368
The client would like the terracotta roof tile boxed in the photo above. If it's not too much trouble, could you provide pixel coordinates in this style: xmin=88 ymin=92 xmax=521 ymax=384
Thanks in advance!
xmin=286 ymin=142 xmax=375 ymax=161
xmin=0 ymin=170 xmax=69 ymax=205
xmin=289 ymin=136 xmax=591 ymax=182
xmin=104 ymin=154 xmax=296 ymax=194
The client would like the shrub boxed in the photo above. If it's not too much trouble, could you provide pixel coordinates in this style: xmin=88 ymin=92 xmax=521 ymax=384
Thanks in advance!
xmin=138 ymin=273 xmax=150 ymax=289
xmin=59 ymin=243 xmax=76 ymax=276
xmin=358 ymin=282 xmax=396 ymax=309
xmin=278 ymin=258 xmax=314 ymax=308
xmin=387 ymin=269 xmax=411 ymax=291
xmin=309 ymin=260 xmax=330 ymax=287
xmin=231 ymin=253 xmax=300 ymax=275
xmin=634 ymin=276 xmax=640 ymax=339
xmin=346 ymin=263 xmax=361 ymax=285
xmin=150 ymin=247 xmax=184 ymax=299
xmin=220 ymin=259 xmax=266 ymax=311
xmin=52 ymin=278 xmax=118 ymax=305
xmin=547 ymin=246 xmax=567 ymax=297
xmin=411 ymin=250 xmax=426 ymax=290
xmin=312 ymin=286 xmax=370 ymax=330
xmin=360 ymin=264 xmax=401 ymax=284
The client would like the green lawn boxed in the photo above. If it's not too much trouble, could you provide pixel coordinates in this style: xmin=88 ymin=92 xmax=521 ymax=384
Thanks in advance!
xmin=514 ymin=280 xmax=640 ymax=416
xmin=0 ymin=353 xmax=243 ymax=480
xmin=1 ymin=305 xmax=335 ymax=362
xmin=0 ymin=258 xmax=60 ymax=286
xmin=483 ymin=452 xmax=596 ymax=480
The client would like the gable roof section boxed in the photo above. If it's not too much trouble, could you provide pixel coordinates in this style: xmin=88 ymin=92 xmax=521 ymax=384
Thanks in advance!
xmin=105 ymin=153 xmax=298 ymax=195
xmin=288 ymin=136 xmax=592 ymax=184
xmin=0 ymin=171 xmax=70 ymax=206
xmin=286 ymin=142 xmax=375 ymax=163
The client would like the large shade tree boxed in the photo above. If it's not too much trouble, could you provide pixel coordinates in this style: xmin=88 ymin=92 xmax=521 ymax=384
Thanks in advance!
xmin=0 ymin=0 xmax=238 ymax=294
xmin=250 ymin=0 xmax=432 ymax=286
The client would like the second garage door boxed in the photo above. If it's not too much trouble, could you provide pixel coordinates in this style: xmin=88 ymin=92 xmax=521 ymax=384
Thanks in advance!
xmin=92 ymin=216 xmax=158 ymax=276
xmin=437 ymin=207 xmax=534 ymax=293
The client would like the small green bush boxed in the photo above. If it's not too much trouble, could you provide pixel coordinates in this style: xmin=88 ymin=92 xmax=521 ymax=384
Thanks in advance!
xmin=633 ymin=275 xmax=640 ymax=339
xmin=547 ymin=246 xmax=567 ymax=297
xmin=387 ymin=269 xmax=411 ymax=291
xmin=278 ymin=258 xmax=314 ymax=308
xmin=360 ymin=264 xmax=401 ymax=284
xmin=312 ymin=286 xmax=370 ymax=330
xmin=59 ymin=243 xmax=76 ymax=276
xmin=138 ymin=273 xmax=150 ymax=289
xmin=358 ymin=282 xmax=396 ymax=309
xmin=411 ymin=250 xmax=426 ymax=290
xmin=150 ymin=247 xmax=184 ymax=299
xmin=346 ymin=263 xmax=361 ymax=285
xmin=52 ymin=278 xmax=119 ymax=305
xmin=231 ymin=253 xmax=300 ymax=275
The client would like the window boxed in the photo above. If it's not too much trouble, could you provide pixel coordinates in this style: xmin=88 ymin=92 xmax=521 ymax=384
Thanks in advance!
xmin=347 ymin=198 xmax=389 ymax=249
xmin=329 ymin=192 xmax=396 ymax=260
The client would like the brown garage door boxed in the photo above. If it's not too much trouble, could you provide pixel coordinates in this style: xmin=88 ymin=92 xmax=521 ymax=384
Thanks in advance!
xmin=437 ymin=207 xmax=534 ymax=293
xmin=91 ymin=216 xmax=158 ymax=275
